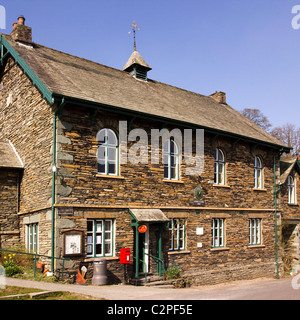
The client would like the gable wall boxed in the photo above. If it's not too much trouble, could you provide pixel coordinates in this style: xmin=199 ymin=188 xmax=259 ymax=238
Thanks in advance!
xmin=0 ymin=57 xmax=53 ymax=212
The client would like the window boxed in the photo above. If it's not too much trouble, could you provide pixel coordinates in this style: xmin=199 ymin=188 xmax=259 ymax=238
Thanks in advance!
xmin=288 ymin=175 xmax=296 ymax=204
xmin=87 ymin=219 xmax=114 ymax=258
xmin=212 ymin=218 xmax=225 ymax=248
xmin=26 ymin=223 xmax=38 ymax=253
xmin=169 ymin=219 xmax=186 ymax=251
xmin=97 ymin=128 xmax=118 ymax=175
xmin=214 ymin=148 xmax=225 ymax=185
xmin=249 ymin=218 xmax=261 ymax=245
xmin=163 ymin=139 xmax=179 ymax=180
xmin=254 ymin=156 xmax=263 ymax=188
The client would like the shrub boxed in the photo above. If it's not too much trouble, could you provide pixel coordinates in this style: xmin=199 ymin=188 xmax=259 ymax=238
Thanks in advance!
xmin=165 ymin=264 xmax=181 ymax=279
xmin=2 ymin=254 xmax=23 ymax=277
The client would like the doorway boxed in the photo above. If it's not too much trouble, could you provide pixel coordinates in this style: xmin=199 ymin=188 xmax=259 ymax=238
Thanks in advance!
xmin=138 ymin=224 xmax=149 ymax=273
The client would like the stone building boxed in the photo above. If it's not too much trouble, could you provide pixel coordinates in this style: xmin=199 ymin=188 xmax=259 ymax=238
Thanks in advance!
xmin=0 ymin=17 xmax=297 ymax=285
xmin=279 ymin=158 xmax=300 ymax=275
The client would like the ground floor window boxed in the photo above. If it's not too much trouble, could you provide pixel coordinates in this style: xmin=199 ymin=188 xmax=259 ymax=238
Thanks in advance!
xmin=249 ymin=218 xmax=261 ymax=245
xmin=26 ymin=223 xmax=38 ymax=253
xmin=168 ymin=218 xmax=186 ymax=251
xmin=212 ymin=218 xmax=225 ymax=248
xmin=87 ymin=219 xmax=114 ymax=257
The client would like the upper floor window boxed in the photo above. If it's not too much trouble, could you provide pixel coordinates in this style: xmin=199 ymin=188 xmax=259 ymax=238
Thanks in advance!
xmin=163 ymin=139 xmax=179 ymax=180
xmin=254 ymin=156 xmax=263 ymax=189
xmin=97 ymin=128 xmax=118 ymax=175
xmin=214 ymin=148 xmax=225 ymax=185
xmin=288 ymin=175 xmax=296 ymax=204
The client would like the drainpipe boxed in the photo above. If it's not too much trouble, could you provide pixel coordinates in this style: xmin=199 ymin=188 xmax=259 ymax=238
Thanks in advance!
xmin=273 ymin=148 xmax=284 ymax=279
xmin=51 ymin=98 xmax=65 ymax=271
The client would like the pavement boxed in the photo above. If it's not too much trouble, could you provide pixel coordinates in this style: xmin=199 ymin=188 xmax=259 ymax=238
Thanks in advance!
xmin=3 ymin=276 xmax=300 ymax=300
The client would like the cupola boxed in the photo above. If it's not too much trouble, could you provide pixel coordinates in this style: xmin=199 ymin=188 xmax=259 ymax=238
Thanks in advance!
xmin=123 ymin=21 xmax=151 ymax=81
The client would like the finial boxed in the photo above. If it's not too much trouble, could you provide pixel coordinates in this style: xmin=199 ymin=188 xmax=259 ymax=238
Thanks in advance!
xmin=128 ymin=21 xmax=140 ymax=51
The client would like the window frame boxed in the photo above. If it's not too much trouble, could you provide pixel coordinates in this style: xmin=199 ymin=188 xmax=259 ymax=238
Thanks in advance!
xmin=163 ymin=138 xmax=180 ymax=181
xmin=288 ymin=175 xmax=296 ymax=204
xmin=211 ymin=218 xmax=225 ymax=248
xmin=86 ymin=219 xmax=115 ymax=258
xmin=254 ymin=156 xmax=263 ymax=189
xmin=168 ymin=218 xmax=186 ymax=251
xmin=214 ymin=148 xmax=225 ymax=185
xmin=249 ymin=218 xmax=262 ymax=245
xmin=26 ymin=223 xmax=38 ymax=253
xmin=97 ymin=128 xmax=119 ymax=176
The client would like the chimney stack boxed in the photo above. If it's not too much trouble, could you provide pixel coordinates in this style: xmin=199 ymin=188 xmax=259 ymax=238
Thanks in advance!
xmin=209 ymin=91 xmax=226 ymax=104
xmin=10 ymin=15 xmax=32 ymax=44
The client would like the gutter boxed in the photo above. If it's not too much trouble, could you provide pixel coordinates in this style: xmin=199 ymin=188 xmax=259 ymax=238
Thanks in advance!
xmin=51 ymin=98 xmax=65 ymax=271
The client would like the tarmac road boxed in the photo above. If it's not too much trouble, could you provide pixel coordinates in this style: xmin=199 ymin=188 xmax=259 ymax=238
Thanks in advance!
xmin=3 ymin=276 xmax=300 ymax=300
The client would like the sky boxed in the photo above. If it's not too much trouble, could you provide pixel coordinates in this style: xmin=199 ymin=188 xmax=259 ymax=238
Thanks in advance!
xmin=1 ymin=0 xmax=299 ymax=128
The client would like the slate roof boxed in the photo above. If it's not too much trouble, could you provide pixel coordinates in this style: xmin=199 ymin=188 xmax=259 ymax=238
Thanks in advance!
xmin=280 ymin=158 xmax=300 ymax=184
xmin=0 ymin=140 xmax=24 ymax=169
xmin=2 ymin=34 xmax=288 ymax=149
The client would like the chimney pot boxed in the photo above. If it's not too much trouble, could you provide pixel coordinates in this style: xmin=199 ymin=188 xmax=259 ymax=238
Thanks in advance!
xmin=18 ymin=15 xmax=25 ymax=25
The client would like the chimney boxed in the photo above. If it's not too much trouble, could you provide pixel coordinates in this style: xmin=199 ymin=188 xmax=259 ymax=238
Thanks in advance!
xmin=210 ymin=91 xmax=226 ymax=104
xmin=10 ymin=15 xmax=32 ymax=44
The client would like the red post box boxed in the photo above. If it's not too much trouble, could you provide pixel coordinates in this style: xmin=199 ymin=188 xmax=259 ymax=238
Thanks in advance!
xmin=120 ymin=248 xmax=131 ymax=264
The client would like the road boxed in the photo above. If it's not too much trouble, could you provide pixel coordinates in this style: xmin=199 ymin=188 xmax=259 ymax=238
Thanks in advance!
xmin=3 ymin=276 xmax=300 ymax=300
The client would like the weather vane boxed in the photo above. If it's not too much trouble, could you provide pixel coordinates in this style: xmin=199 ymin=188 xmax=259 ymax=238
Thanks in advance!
xmin=128 ymin=21 xmax=140 ymax=51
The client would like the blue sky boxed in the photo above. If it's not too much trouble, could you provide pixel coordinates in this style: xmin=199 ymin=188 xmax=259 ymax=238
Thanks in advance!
xmin=1 ymin=0 xmax=299 ymax=128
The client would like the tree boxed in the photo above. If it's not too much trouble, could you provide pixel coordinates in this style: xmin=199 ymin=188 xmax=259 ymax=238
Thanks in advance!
xmin=240 ymin=108 xmax=272 ymax=132
xmin=271 ymin=123 xmax=300 ymax=156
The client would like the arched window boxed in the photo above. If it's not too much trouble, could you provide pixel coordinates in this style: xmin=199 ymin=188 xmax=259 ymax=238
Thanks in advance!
xmin=254 ymin=156 xmax=263 ymax=188
xmin=288 ymin=175 xmax=296 ymax=204
xmin=97 ymin=128 xmax=118 ymax=175
xmin=163 ymin=139 xmax=179 ymax=180
xmin=214 ymin=148 xmax=225 ymax=185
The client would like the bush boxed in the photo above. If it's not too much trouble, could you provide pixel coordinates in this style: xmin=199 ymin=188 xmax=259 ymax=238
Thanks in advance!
xmin=165 ymin=264 xmax=181 ymax=279
xmin=1 ymin=254 xmax=23 ymax=277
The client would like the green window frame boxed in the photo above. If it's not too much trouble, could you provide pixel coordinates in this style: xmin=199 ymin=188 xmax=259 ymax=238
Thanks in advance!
xmin=87 ymin=219 xmax=114 ymax=258
xmin=26 ymin=223 xmax=38 ymax=253
xmin=97 ymin=128 xmax=119 ymax=176
xmin=249 ymin=218 xmax=261 ymax=245
xmin=168 ymin=218 xmax=186 ymax=251
xmin=212 ymin=218 xmax=225 ymax=248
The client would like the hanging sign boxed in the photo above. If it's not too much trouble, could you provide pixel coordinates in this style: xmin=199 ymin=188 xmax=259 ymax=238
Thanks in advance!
xmin=138 ymin=225 xmax=147 ymax=233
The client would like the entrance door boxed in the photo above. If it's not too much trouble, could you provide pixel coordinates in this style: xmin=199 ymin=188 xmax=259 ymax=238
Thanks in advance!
xmin=138 ymin=224 xmax=149 ymax=273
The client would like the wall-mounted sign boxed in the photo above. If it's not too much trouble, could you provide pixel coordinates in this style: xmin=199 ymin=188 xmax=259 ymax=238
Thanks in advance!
xmin=138 ymin=225 xmax=147 ymax=233
xmin=62 ymin=230 xmax=83 ymax=257
xmin=193 ymin=199 xmax=205 ymax=207
xmin=58 ymin=207 xmax=74 ymax=216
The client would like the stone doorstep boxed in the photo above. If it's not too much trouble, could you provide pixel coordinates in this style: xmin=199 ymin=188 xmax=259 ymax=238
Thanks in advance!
xmin=0 ymin=290 xmax=59 ymax=299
